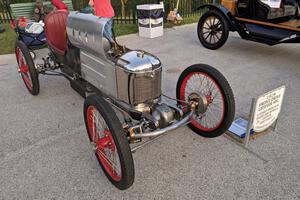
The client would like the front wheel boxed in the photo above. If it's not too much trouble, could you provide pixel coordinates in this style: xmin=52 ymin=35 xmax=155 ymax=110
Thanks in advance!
xmin=83 ymin=95 xmax=134 ymax=190
xmin=197 ymin=10 xmax=229 ymax=50
xmin=176 ymin=64 xmax=235 ymax=138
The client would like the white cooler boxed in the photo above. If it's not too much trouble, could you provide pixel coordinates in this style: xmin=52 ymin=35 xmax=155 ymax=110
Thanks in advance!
xmin=136 ymin=4 xmax=164 ymax=38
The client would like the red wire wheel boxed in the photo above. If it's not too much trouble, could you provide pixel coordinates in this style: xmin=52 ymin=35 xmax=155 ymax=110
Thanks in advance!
xmin=15 ymin=40 xmax=39 ymax=95
xmin=84 ymin=95 xmax=134 ymax=190
xmin=176 ymin=64 xmax=235 ymax=138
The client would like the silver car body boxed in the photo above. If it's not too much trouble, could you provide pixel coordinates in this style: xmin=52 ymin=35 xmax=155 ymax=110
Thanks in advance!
xmin=66 ymin=12 xmax=162 ymax=106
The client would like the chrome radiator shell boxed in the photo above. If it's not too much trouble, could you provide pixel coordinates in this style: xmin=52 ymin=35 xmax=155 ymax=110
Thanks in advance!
xmin=116 ymin=67 xmax=162 ymax=105
xmin=116 ymin=51 xmax=162 ymax=105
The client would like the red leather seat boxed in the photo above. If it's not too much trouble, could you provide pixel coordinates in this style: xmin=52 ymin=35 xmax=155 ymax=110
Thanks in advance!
xmin=44 ymin=10 xmax=68 ymax=55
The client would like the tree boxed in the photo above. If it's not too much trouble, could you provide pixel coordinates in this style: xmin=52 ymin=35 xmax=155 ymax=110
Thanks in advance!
xmin=120 ymin=0 xmax=129 ymax=17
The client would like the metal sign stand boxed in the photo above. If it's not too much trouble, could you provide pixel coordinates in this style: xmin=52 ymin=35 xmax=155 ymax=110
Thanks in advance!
xmin=272 ymin=118 xmax=279 ymax=132
xmin=224 ymin=86 xmax=285 ymax=163
xmin=243 ymin=99 xmax=281 ymax=148
xmin=244 ymin=98 xmax=256 ymax=148
xmin=243 ymin=86 xmax=285 ymax=147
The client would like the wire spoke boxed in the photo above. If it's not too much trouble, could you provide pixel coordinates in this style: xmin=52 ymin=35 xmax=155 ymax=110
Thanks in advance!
xmin=96 ymin=149 xmax=121 ymax=176
xmin=182 ymin=72 xmax=225 ymax=130
xmin=88 ymin=106 xmax=122 ymax=180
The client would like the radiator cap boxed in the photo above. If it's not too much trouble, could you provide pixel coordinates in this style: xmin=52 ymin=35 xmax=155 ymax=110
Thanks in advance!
xmin=117 ymin=50 xmax=161 ymax=72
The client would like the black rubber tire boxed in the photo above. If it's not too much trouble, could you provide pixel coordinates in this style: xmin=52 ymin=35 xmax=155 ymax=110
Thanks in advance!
xmin=15 ymin=40 xmax=39 ymax=95
xmin=29 ymin=49 xmax=36 ymax=60
xmin=176 ymin=64 xmax=235 ymax=138
xmin=197 ymin=10 xmax=229 ymax=50
xmin=83 ymin=95 xmax=135 ymax=190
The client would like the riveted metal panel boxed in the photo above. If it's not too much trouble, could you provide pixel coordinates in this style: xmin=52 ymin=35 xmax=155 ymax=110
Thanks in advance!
xmin=80 ymin=51 xmax=118 ymax=98
xmin=66 ymin=12 xmax=109 ymax=61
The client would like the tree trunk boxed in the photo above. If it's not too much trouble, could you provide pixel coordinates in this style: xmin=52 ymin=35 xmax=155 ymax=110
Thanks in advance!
xmin=188 ymin=0 xmax=192 ymax=13
xmin=121 ymin=0 xmax=125 ymax=17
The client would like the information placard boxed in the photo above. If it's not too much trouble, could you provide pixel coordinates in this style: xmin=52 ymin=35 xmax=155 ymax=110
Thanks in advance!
xmin=253 ymin=86 xmax=285 ymax=132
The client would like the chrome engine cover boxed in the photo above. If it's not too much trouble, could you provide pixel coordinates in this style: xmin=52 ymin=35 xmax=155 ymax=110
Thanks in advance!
xmin=67 ymin=12 xmax=118 ymax=98
xmin=152 ymin=104 xmax=175 ymax=128
xmin=67 ymin=12 xmax=162 ymax=108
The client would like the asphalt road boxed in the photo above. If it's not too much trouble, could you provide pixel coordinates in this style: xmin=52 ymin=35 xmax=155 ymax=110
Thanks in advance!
xmin=0 ymin=24 xmax=299 ymax=200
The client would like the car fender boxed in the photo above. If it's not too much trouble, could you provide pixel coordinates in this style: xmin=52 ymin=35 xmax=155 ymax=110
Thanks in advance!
xmin=197 ymin=4 xmax=237 ymax=31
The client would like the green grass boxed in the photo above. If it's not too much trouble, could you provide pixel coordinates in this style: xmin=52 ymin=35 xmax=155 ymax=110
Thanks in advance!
xmin=114 ymin=23 xmax=138 ymax=36
xmin=0 ymin=15 xmax=201 ymax=55
xmin=0 ymin=24 xmax=16 ymax=55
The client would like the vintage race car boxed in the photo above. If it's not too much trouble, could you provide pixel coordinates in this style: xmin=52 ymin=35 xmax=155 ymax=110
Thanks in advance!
xmin=14 ymin=10 xmax=235 ymax=190
xmin=197 ymin=0 xmax=300 ymax=49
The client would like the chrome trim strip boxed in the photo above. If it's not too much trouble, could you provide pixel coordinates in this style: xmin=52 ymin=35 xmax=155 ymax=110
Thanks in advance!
xmin=81 ymin=51 xmax=105 ymax=66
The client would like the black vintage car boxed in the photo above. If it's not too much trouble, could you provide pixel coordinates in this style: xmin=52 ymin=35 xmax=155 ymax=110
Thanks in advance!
xmin=197 ymin=0 xmax=300 ymax=49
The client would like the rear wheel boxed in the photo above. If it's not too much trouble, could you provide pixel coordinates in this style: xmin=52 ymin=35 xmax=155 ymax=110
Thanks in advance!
xmin=15 ymin=40 xmax=39 ymax=95
xmin=83 ymin=95 xmax=134 ymax=190
xmin=197 ymin=10 xmax=229 ymax=50
xmin=176 ymin=64 xmax=235 ymax=138
xmin=29 ymin=49 xmax=36 ymax=60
